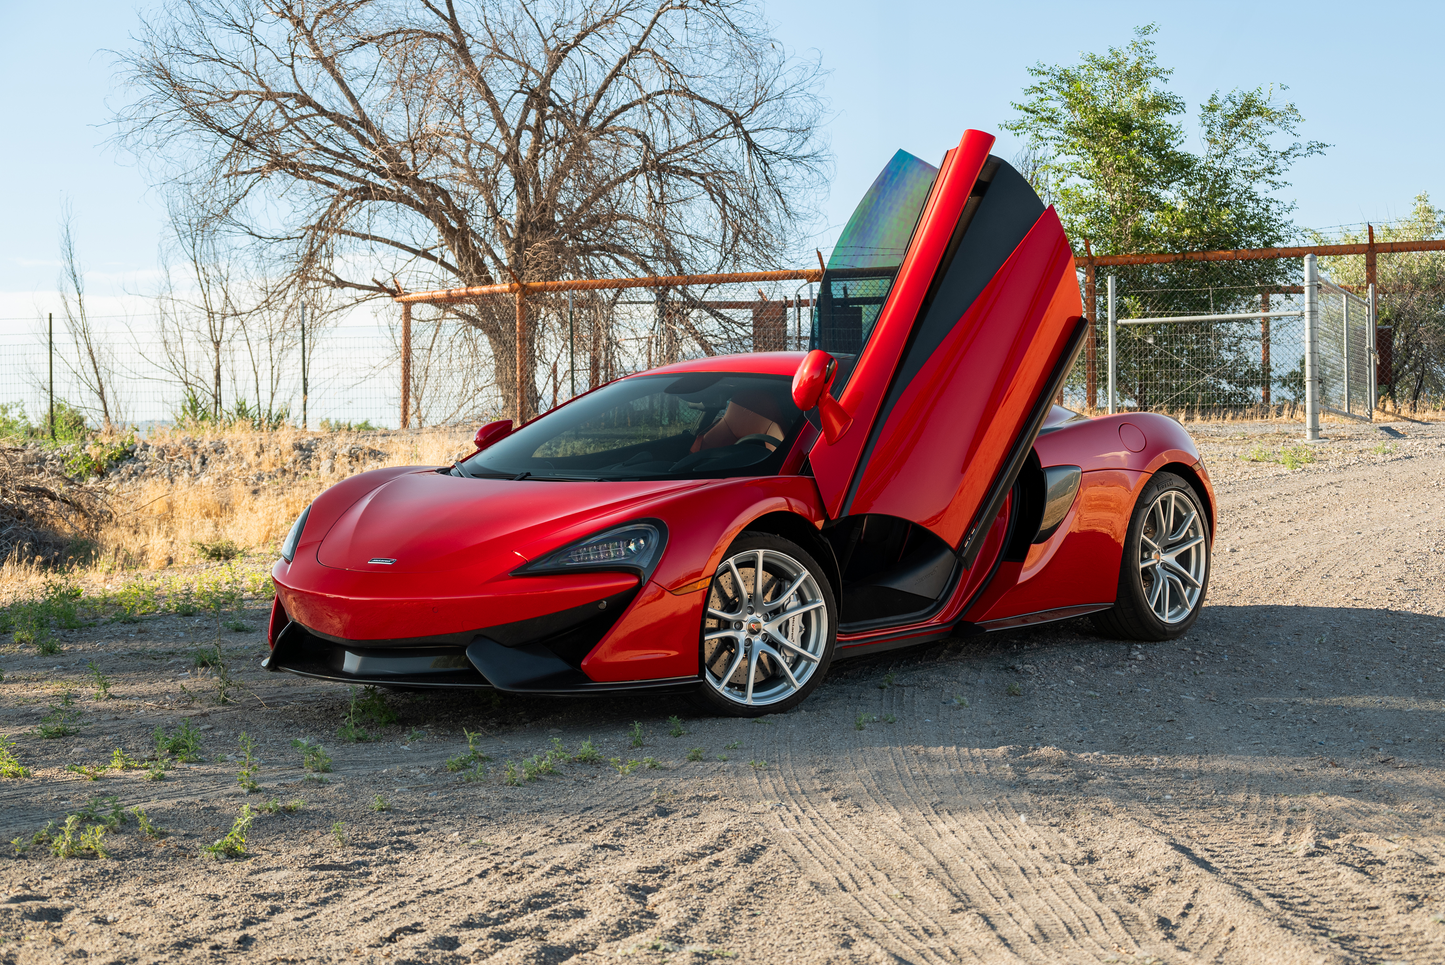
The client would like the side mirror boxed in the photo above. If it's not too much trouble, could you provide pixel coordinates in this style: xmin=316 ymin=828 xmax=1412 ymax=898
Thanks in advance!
xmin=791 ymin=350 xmax=852 ymax=444
xmin=474 ymin=419 xmax=514 ymax=451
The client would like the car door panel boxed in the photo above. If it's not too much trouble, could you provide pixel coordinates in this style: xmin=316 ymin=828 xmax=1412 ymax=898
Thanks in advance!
xmin=848 ymin=209 xmax=1082 ymax=551
xmin=807 ymin=130 xmax=995 ymax=519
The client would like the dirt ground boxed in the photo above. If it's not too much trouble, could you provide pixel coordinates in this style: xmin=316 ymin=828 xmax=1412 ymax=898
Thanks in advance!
xmin=2 ymin=417 xmax=1444 ymax=965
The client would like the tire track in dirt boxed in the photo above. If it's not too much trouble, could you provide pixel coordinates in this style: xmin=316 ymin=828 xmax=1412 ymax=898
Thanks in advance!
xmin=742 ymin=683 xmax=1366 ymax=963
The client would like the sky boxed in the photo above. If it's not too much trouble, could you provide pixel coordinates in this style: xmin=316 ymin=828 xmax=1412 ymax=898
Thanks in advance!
xmin=2 ymin=0 xmax=1443 ymax=331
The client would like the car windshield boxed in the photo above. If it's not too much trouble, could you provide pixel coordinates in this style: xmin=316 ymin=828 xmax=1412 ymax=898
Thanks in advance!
xmin=812 ymin=149 xmax=938 ymax=381
xmin=458 ymin=372 xmax=805 ymax=481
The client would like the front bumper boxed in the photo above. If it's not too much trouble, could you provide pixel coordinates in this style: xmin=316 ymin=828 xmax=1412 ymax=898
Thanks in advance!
xmin=263 ymin=589 xmax=696 ymax=695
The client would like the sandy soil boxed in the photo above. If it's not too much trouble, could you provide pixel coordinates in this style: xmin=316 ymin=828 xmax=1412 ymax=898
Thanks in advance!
xmin=2 ymin=417 xmax=1444 ymax=964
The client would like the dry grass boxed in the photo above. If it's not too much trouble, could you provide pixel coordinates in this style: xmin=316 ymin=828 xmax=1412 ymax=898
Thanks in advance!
xmin=2 ymin=425 xmax=474 ymax=586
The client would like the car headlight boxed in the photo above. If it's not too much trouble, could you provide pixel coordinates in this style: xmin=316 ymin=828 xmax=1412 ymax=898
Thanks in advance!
xmin=519 ymin=521 xmax=665 ymax=577
xmin=280 ymin=505 xmax=311 ymax=563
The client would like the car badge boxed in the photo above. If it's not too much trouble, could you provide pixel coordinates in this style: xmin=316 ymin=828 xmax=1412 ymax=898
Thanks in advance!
xmin=368 ymin=558 xmax=397 ymax=565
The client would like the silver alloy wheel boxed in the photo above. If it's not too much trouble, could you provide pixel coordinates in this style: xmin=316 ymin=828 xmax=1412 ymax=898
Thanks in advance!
xmin=702 ymin=548 xmax=829 ymax=707
xmin=1138 ymin=489 xmax=1208 ymax=624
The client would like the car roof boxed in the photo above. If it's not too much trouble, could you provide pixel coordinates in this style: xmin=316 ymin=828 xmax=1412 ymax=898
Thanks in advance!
xmin=638 ymin=351 xmax=807 ymax=379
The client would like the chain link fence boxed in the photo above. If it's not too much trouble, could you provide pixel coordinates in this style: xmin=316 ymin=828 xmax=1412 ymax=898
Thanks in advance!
xmin=0 ymin=324 xmax=400 ymax=432
xmin=6 ymin=250 xmax=1444 ymax=435
xmin=1064 ymin=253 xmax=1445 ymax=418
xmin=403 ymin=277 xmax=814 ymax=428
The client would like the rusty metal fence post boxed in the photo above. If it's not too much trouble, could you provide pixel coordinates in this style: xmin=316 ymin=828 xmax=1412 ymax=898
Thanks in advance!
xmin=1105 ymin=275 xmax=1116 ymax=414
xmin=400 ymin=302 xmax=412 ymax=429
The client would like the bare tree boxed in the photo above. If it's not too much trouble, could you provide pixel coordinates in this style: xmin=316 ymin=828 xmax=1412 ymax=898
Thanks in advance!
xmin=119 ymin=0 xmax=827 ymax=419
xmin=57 ymin=206 xmax=120 ymax=433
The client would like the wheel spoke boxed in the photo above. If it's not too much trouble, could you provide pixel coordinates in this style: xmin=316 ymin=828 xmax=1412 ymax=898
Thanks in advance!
xmin=704 ymin=629 xmax=741 ymax=643
xmin=1164 ymin=534 xmax=1204 ymax=556
xmin=1147 ymin=570 xmax=1165 ymax=613
xmin=773 ymin=635 xmax=820 ymax=663
xmin=1167 ymin=508 xmax=1198 ymax=544
xmin=726 ymin=557 xmax=747 ymax=611
xmin=758 ymin=642 xmax=800 ymax=689
xmin=1162 ymin=557 xmax=1202 ymax=588
xmin=753 ymin=550 xmax=765 ymax=611
xmin=706 ymin=607 xmax=741 ymax=622
xmin=744 ymin=647 xmax=759 ymax=704
xmin=764 ymin=572 xmax=809 ymax=611
xmin=1165 ymin=573 xmax=1188 ymax=615
xmin=1140 ymin=533 xmax=1161 ymax=553
xmin=764 ymin=599 xmax=824 ymax=633
xmin=713 ymin=644 xmax=745 ymax=692
xmin=1139 ymin=557 xmax=1159 ymax=571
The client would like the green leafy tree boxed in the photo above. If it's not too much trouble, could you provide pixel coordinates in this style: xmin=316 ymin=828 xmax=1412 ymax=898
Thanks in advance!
xmin=1006 ymin=25 xmax=1326 ymax=410
xmin=1314 ymin=196 xmax=1445 ymax=410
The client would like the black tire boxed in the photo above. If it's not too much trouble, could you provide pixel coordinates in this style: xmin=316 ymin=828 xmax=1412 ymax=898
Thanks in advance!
xmin=690 ymin=532 xmax=838 ymax=717
xmin=1092 ymin=472 xmax=1211 ymax=641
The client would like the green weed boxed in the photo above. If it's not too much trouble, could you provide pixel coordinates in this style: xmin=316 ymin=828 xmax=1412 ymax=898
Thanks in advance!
xmin=48 ymin=814 xmax=109 ymax=859
xmin=330 ymin=821 xmax=348 ymax=847
xmin=108 ymin=747 xmax=142 ymax=771
xmin=686 ymin=747 xmax=704 ymax=762
xmin=629 ymin=721 xmax=644 ymax=748
xmin=667 ymin=715 xmax=686 ymax=737
xmin=352 ymin=686 xmax=398 ymax=727
xmin=1006 ymin=682 xmax=1023 ymax=696
xmin=146 ymin=759 xmax=167 ymax=781
xmin=371 ymin=794 xmax=390 ymax=813
xmin=1279 ymin=445 xmax=1316 ymax=470
xmin=37 ymin=695 xmax=81 ymax=738
xmin=749 ymin=759 xmax=768 ymax=770
xmin=291 ymin=738 xmax=332 ymax=775
xmin=75 ymin=795 xmax=125 ymax=829
xmin=236 ymin=732 xmax=260 ymax=793
xmin=193 ymin=539 xmax=243 ymax=562
xmin=222 ymin=618 xmax=250 ymax=633
xmin=610 ymin=758 xmax=642 ymax=775
xmin=574 ymin=739 xmax=602 ymax=763
xmin=879 ymin=672 xmax=896 ymax=690
xmin=0 ymin=736 xmax=29 ymax=778
xmin=87 ymin=660 xmax=112 ymax=700
xmin=724 ymin=740 xmax=741 ymax=750
xmin=446 ymin=729 xmax=491 ymax=773
xmin=642 ymin=757 xmax=662 ymax=770
xmin=950 ymin=695 xmax=969 ymax=707
xmin=855 ymin=714 xmax=876 ymax=731
xmin=130 ymin=807 xmax=164 ymax=839
xmin=1372 ymin=440 xmax=1398 ymax=455
xmin=66 ymin=763 xmax=107 ymax=781
xmin=203 ymin=805 xmax=256 ymax=859
xmin=112 ymin=577 xmax=160 ymax=623
xmin=154 ymin=720 xmax=203 ymax=762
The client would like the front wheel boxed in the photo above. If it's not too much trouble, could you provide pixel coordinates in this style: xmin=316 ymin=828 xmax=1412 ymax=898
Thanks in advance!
xmin=1092 ymin=472 xmax=1211 ymax=641
xmin=691 ymin=533 xmax=837 ymax=717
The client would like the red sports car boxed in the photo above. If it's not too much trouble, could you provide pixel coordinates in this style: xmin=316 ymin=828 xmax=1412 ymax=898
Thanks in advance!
xmin=266 ymin=129 xmax=1215 ymax=716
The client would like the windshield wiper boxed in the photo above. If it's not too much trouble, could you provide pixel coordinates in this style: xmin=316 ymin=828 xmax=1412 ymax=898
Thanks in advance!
xmin=452 ymin=461 xmax=472 ymax=478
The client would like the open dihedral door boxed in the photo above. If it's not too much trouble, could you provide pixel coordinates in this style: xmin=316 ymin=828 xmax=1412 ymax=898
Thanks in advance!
xmin=808 ymin=130 xmax=1085 ymax=565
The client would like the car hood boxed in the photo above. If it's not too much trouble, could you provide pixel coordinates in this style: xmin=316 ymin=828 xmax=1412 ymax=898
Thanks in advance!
xmin=315 ymin=470 xmax=699 ymax=576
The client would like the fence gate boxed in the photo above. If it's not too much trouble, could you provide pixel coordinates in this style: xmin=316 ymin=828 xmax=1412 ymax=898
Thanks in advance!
xmin=1310 ymin=266 xmax=1374 ymax=426
xmin=1101 ymin=255 xmax=1375 ymax=438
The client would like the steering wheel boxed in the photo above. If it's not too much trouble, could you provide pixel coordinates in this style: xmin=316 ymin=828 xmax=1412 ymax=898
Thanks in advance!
xmin=734 ymin=433 xmax=778 ymax=448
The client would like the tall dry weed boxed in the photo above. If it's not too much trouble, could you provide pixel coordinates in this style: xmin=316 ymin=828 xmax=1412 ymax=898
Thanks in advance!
xmin=6 ymin=426 xmax=473 ymax=578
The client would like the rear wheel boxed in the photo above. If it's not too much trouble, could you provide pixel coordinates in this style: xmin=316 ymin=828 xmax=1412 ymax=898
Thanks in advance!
xmin=1092 ymin=472 xmax=1210 ymax=641
xmin=691 ymin=533 xmax=837 ymax=717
